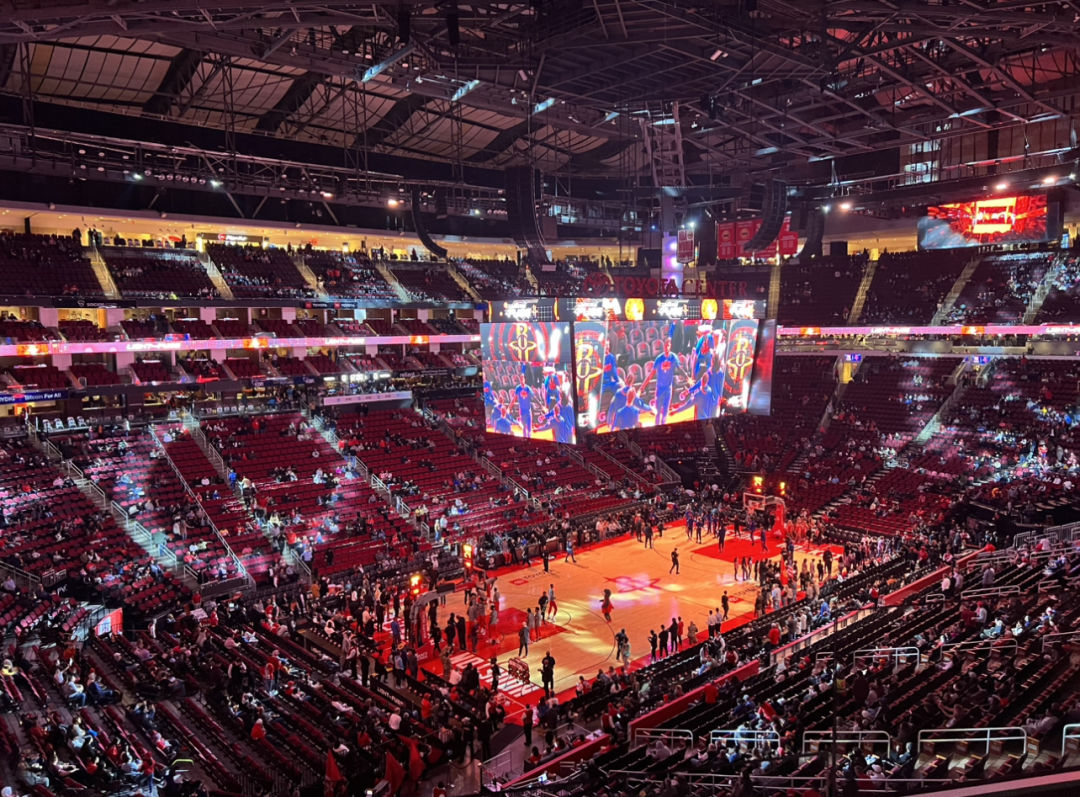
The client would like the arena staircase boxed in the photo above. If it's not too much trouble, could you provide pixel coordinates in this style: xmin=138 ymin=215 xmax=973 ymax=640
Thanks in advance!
xmin=292 ymin=255 xmax=326 ymax=298
xmin=181 ymin=414 xmax=229 ymax=481
xmin=612 ymin=432 xmax=672 ymax=483
xmin=1022 ymin=255 xmax=1063 ymax=323
xmin=86 ymin=244 xmax=122 ymax=300
xmin=714 ymin=431 xmax=737 ymax=473
xmin=147 ymin=425 xmax=255 ymax=595
xmin=448 ymin=264 xmax=482 ymax=301
xmin=767 ymin=262 xmax=782 ymax=319
xmin=26 ymin=425 xmax=203 ymax=591
xmin=811 ymin=467 xmax=889 ymax=521
xmin=914 ymin=360 xmax=971 ymax=444
xmin=375 ymin=261 xmax=412 ymax=302
xmin=846 ymin=258 xmax=878 ymax=323
xmin=199 ymin=251 xmax=236 ymax=300
xmin=931 ymin=254 xmax=982 ymax=324
xmin=787 ymin=373 xmax=847 ymax=475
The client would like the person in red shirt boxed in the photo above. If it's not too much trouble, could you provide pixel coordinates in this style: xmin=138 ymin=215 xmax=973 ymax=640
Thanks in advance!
xmin=250 ymin=718 xmax=266 ymax=741
xmin=703 ymin=680 xmax=718 ymax=704
xmin=767 ymin=624 xmax=781 ymax=648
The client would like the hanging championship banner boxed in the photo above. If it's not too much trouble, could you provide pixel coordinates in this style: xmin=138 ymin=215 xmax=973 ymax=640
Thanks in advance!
xmin=676 ymin=229 xmax=695 ymax=263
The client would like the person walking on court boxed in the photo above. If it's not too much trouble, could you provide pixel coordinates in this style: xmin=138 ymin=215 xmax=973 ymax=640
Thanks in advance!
xmin=517 ymin=623 xmax=529 ymax=657
xmin=649 ymin=629 xmax=658 ymax=662
xmin=547 ymin=584 xmax=558 ymax=619
xmin=601 ymin=589 xmax=613 ymax=622
xmin=522 ymin=703 xmax=534 ymax=747
xmin=541 ymin=652 xmax=555 ymax=695
xmin=718 ymin=523 xmax=727 ymax=551
xmin=490 ymin=658 xmax=501 ymax=693
xmin=669 ymin=547 xmax=680 ymax=575
xmin=722 ymin=590 xmax=730 ymax=621
xmin=565 ymin=538 xmax=577 ymax=563
xmin=644 ymin=523 xmax=654 ymax=549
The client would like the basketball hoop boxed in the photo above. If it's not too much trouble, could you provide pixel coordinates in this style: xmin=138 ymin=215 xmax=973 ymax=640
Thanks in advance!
xmin=743 ymin=492 xmax=786 ymax=530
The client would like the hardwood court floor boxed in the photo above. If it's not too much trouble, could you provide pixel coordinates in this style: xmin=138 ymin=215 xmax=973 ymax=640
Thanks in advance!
xmin=486 ymin=528 xmax=840 ymax=701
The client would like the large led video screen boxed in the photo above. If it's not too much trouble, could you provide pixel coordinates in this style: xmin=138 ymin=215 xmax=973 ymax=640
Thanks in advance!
xmin=480 ymin=321 xmax=576 ymax=443
xmin=574 ymin=318 xmax=775 ymax=434
xmin=918 ymin=194 xmax=1048 ymax=249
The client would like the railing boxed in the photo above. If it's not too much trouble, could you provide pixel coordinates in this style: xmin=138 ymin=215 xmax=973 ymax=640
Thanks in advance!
xmin=201 ymin=574 xmax=252 ymax=597
xmin=148 ymin=424 xmax=253 ymax=590
xmin=111 ymin=500 xmax=180 ymax=570
xmin=186 ymin=417 xmax=228 ymax=479
xmin=479 ymin=455 xmax=503 ymax=479
xmin=941 ymin=638 xmax=1017 ymax=658
xmin=852 ymin=645 xmax=920 ymax=670
xmin=1038 ymin=575 xmax=1080 ymax=593
xmin=604 ymin=771 xmax=959 ymax=794
xmin=802 ymin=729 xmax=892 ymax=755
xmin=394 ymin=495 xmax=412 ymax=519
xmin=0 ymin=561 xmax=40 ymax=592
xmin=916 ymin=726 xmax=1027 ymax=755
xmin=1016 ymin=521 xmax=1080 ymax=550
xmin=774 ymin=607 xmax=875 ymax=667
xmin=593 ymin=444 xmax=648 ymax=485
xmin=711 ymin=728 xmax=779 ymax=751
xmin=370 ymin=474 xmax=391 ymax=500
xmin=631 ymin=727 xmax=694 ymax=750
xmin=293 ymin=554 xmax=312 ymax=583
xmin=83 ymin=479 xmax=110 ymax=510
xmin=960 ymin=584 xmax=1021 ymax=601
xmin=480 ymin=747 xmax=517 ymax=788
xmin=1062 ymin=723 xmax=1080 ymax=756
xmin=1041 ymin=629 xmax=1080 ymax=652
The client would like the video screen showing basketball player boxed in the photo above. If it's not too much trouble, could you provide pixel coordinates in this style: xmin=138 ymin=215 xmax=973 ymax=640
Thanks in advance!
xmin=577 ymin=319 xmax=764 ymax=433
xmin=480 ymin=321 xmax=576 ymax=442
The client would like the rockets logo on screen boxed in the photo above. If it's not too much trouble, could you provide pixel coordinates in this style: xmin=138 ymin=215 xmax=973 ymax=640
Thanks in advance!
xmin=725 ymin=323 xmax=758 ymax=395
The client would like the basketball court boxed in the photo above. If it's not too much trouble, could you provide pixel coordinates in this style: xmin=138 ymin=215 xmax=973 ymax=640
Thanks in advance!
xmin=422 ymin=524 xmax=842 ymax=720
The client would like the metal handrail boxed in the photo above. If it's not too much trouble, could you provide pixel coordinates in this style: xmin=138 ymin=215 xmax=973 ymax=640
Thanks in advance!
xmin=111 ymin=500 xmax=180 ymax=570
xmin=0 ymin=561 xmax=41 ymax=591
xmin=802 ymin=729 xmax=892 ymax=755
xmin=1061 ymin=723 xmax=1080 ymax=756
xmin=148 ymin=424 xmax=253 ymax=589
xmin=711 ymin=728 xmax=780 ymax=750
xmin=941 ymin=638 xmax=1017 ymax=657
xmin=916 ymin=726 xmax=1027 ymax=755
xmin=853 ymin=645 xmax=920 ymax=669
xmin=1041 ymin=630 xmax=1080 ymax=652
xmin=960 ymin=584 xmax=1021 ymax=600
xmin=632 ymin=727 xmax=693 ymax=750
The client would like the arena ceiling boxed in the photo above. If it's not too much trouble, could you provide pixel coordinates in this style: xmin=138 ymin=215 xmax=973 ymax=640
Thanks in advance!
xmin=0 ymin=0 xmax=1078 ymax=192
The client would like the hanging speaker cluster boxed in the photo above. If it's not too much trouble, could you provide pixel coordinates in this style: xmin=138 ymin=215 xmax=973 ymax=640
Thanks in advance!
xmin=742 ymin=179 xmax=787 ymax=253
xmin=505 ymin=166 xmax=548 ymax=264
xmin=397 ymin=6 xmax=410 ymax=43
xmin=410 ymin=189 xmax=448 ymax=259
xmin=800 ymin=205 xmax=825 ymax=259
